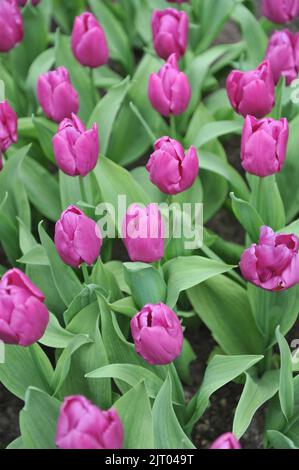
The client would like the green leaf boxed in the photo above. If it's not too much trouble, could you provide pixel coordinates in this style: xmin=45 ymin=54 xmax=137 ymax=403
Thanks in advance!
xmin=115 ymin=382 xmax=154 ymax=449
xmin=32 ymin=117 xmax=56 ymax=163
xmin=153 ymin=375 xmax=195 ymax=449
xmin=18 ymin=245 xmax=48 ymax=266
xmin=230 ymin=192 xmax=264 ymax=243
xmin=124 ymin=262 xmax=167 ymax=309
xmin=26 ymin=48 xmax=55 ymax=103
xmin=6 ymin=437 xmax=24 ymax=449
xmin=20 ymin=388 xmax=60 ymax=449
xmin=59 ymin=171 xmax=82 ymax=209
xmin=267 ymin=430 xmax=298 ymax=449
xmin=39 ymin=313 xmax=75 ymax=348
xmin=233 ymin=370 xmax=279 ymax=439
xmin=163 ymin=255 xmax=234 ymax=308
xmin=63 ymin=285 xmax=98 ymax=324
xmin=175 ymin=339 xmax=196 ymax=385
xmin=193 ymin=120 xmax=243 ymax=149
xmin=276 ymin=327 xmax=294 ymax=421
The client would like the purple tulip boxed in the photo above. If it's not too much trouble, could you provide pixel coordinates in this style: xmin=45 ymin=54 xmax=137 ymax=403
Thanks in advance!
xmin=262 ymin=0 xmax=299 ymax=24
xmin=241 ymin=115 xmax=289 ymax=177
xmin=122 ymin=204 xmax=165 ymax=263
xmin=131 ymin=303 xmax=183 ymax=365
xmin=52 ymin=114 xmax=99 ymax=177
xmin=0 ymin=100 xmax=18 ymax=152
xmin=146 ymin=136 xmax=198 ymax=195
xmin=71 ymin=12 xmax=109 ymax=68
xmin=56 ymin=395 xmax=124 ymax=449
xmin=210 ymin=433 xmax=241 ymax=450
xmin=148 ymin=53 xmax=191 ymax=117
xmin=0 ymin=0 xmax=23 ymax=52
xmin=37 ymin=67 xmax=79 ymax=123
xmin=54 ymin=205 xmax=102 ymax=268
xmin=0 ymin=268 xmax=49 ymax=346
xmin=240 ymin=226 xmax=299 ymax=291
xmin=265 ymin=29 xmax=299 ymax=85
xmin=152 ymin=8 xmax=188 ymax=60
xmin=226 ymin=61 xmax=275 ymax=118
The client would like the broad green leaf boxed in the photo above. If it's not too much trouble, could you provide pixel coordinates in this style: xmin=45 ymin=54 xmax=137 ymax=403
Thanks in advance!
xmin=267 ymin=430 xmax=298 ymax=449
xmin=175 ymin=339 xmax=196 ymax=385
xmin=63 ymin=285 xmax=98 ymax=324
xmin=230 ymin=192 xmax=263 ymax=243
xmin=124 ymin=262 xmax=167 ymax=309
xmin=193 ymin=120 xmax=243 ymax=149
xmin=59 ymin=171 xmax=82 ymax=209
xmin=32 ymin=117 xmax=56 ymax=163
xmin=276 ymin=327 xmax=294 ymax=421
xmin=6 ymin=437 xmax=24 ymax=449
xmin=39 ymin=313 xmax=75 ymax=348
xmin=26 ymin=48 xmax=55 ymax=103
xmin=18 ymin=245 xmax=48 ymax=266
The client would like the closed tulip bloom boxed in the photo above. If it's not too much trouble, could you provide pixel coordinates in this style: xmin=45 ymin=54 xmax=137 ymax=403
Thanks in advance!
xmin=122 ymin=204 xmax=164 ymax=263
xmin=262 ymin=0 xmax=299 ymax=24
xmin=147 ymin=136 xmax=198 ymax=195
xmin=131 ymin=303 xmax=183 ymax=365
xmin=0 ymin=101 xmax=18 ymax=152
xmin=240 ymin=226 xmax=299 ymax=291
xmin=0 ymin=269 xmax=49 ymax=346
xmin=52 ymin=114 xmax=99 ymax=177
xmin=0 ymin=0 xmax=23 ymax=52
xmin=265 ymin=30 xmax=299 ymax=85
xmin=210 ymin=433 xmax=241 ymax=450
xmin=241 ymin=115 xmax=289 ymax=177
xmin=55 ymin=206 xmax=102 ymax=268
xmin=148 ymin=53 xmax=191 ymax=116
xmin=152 ymin=8 xmax=188 ymax=60
xmin=226 ymin=61 xmax=275 ymax=118
xmin=37 ymin=67 xmax=79 ymax=123
xmin=71 ymin=12 xmax=109 ymax=68
xmin=56 ymin=396 xmax=124 ymax=449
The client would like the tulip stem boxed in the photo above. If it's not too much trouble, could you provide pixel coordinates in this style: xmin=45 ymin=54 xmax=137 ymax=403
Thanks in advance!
xmin=170 ymin=115 xmax=177 ymax=139
xmin=82 ymin=264 xmax=90 ymax=285
xmin=90 ymin=68 xmax=98 ymax=106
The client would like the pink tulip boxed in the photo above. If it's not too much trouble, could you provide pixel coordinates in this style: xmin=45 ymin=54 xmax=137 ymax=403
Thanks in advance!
xmin=56 ymin=395 xmax=124 ymax=449
xmin=152 ymin=8 xmax=188 ymax=60
xmin=71 ymin=12 xmax=109 ymax=68
xmin=265 ymin=29 xmax=299 ymax=85
xmin=240 ymin=226 xmax=299 ymax=291
xmin=0 ymin=0 xmax=23 ymax=52
xmin=131 ymin=303 xmax=183 ymax=365
xmin=18 ymin=0 xmax=40 ymax=6
xmin=226 ymin=61 xmax=275 ymax=118
xmin=54 ymin=205 xmax=102 ymax=268
xmin=52 ymin=114 xmax=99 ymax=177
xmin=148 ymin=53 xmax=191 ymax=116
xmin=0 ymin=268 xmax=49 ymax=346
xmin=122 ymin=204 xmax=164 ymax=263
xmin=241 ymin=115 xmax=289 ymax=177
xmin=0 ymin=100 xmax=18 ymax=152
xmin=146 ymin=136 xmax=198 ymax=194
xmin=210 ymin=433 xmax=241 ymax=450
xmin=262 ymin=0 xmax=299 ymax=24
xmin=37 ymin=67 xmax=79 ymax=123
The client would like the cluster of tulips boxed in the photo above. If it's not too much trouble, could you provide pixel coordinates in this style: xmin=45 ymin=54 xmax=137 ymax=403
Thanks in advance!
xmin=1 ymin=0 xmax=299 ymax=451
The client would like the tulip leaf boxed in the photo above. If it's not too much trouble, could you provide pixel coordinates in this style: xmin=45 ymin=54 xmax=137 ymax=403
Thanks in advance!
xmin=267 ymin=431 xmax=298 ymax=449
xmin=39 ymin=313 xmax=76 ymax=348
xmin=18 ymin=245 xmax=48 ymax=266
xmin=32 ymin=116 xmax=56 ymax=163
xmin=26 ymin=48 xmax=55 ymax=104
xmin=193 ymin=120 xmax=243 ymax=149
xmin=230 ymin=192 xmax=264 ymax=243
xmin=6 ymin=437 xmax=24 ymax=450
xmin=276 ymin=327 xmax=295 ymax=422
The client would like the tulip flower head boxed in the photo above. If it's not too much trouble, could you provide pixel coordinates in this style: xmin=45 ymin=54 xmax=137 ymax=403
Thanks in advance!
xmin=122 ymin=204 xmax=165 ymax=263
xmin=52 ymin=113 xmax=99 ymax=177
xmin=55 ymin=206 xmax=102 ymax=268
xmin=71 ymin=12 xmax=109 ymax=68
xmin=210 ymin=433 xmax=241 ymax=450
xmin=56 ymin=395 xmax=124 ymax=449
xmin=0 ymin=269 xmax=49 ymax=346
xmin=241 ymin=115 xmax=289 ymax=177
xmin=131 ymin=303 xmax=183 ymax=365
xmin=148 ymin=54 xmax=191 ymax=116
xmin=37 ymin=67 xmax=79 ymax=123
xmin=152 ymin=8 xmax=189 ymax=60
xmin=147 ymin=136 xmax=198 ymax=194
xmin=0 ymin=0 xmax=23 ymax=52
xmin=240 ymin=226 xmax=299 ymax=291
xmin=262 ymin=0 xmax=299 ymax=24
xmin=226 ymin=61 xmax=275 ymax=118
xmin=0 ymin=100 xmax=18 ymax=152
xmin=265 ymin=29 xmax=299 ymax=85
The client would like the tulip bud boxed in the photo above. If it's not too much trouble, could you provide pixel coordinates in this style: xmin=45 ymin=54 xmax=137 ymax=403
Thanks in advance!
xmin=56 ymin=395 xmax=124 ymax=449
xmin=265 ymin=29 xmax=299 ymax=85
xmin=0 ymin=100 xmax=18 ymax=152
xmin=52 ymin=113 xmax=99 ymax=177
xmin=240 ymin=226 xmax=299 ymax=291
xmin=0 ymin=268 xmax=49 ymax=346
xmin=54 ymin=205 xmax=102 ymax=268
xmin=226 ymin=61 xmax=275 ymax=118
xmin=210 ymin=433 xmax=241 ymax=450
xmin=71 ymin=12 xmax=109 ymax=68
xmin=18 ymin=0 xmax=40 ymax=6
xmin=130 ymin=303 xmax=183 ymax=365
xmin=122 ymin=204 xmax=164 ymax=263
xmin=262 ymin=0 xmax=299 ymax=24
xmin=152 ymin=8 xmax=188 ymax=60
xmin=37 ymin=67 xmax=79 ymax=123
xmin=146 ymin=136 xmax=198 ymax=195
xmin=0 ymin=0 xmax=23 ymax=52
xmin=241 ymin=115 xmax=289 ymax=177
xmin=148 ymin=53 xmax=191 ymax=117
